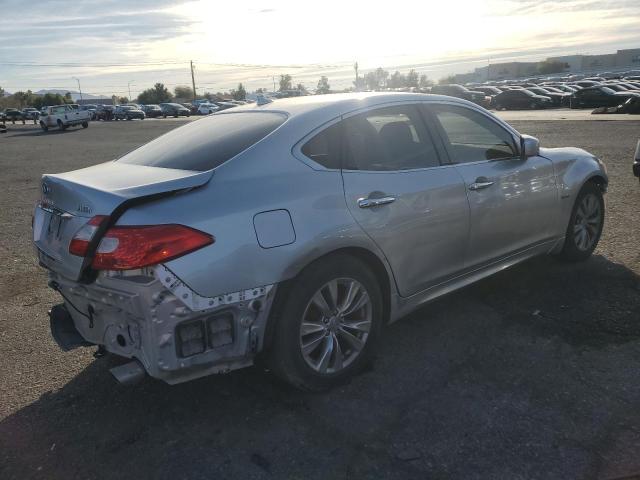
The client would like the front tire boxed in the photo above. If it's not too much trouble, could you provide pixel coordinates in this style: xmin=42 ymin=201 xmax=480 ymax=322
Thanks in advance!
xmin=40 ymin=122 xmax=48 ymax=132
xmin=81 ymin=122 xmax=88 ymax=128
xmin=558 ymin=182 xmax=604 ymax=261
xmin=269 ymin=254 xmax=383 ymax=391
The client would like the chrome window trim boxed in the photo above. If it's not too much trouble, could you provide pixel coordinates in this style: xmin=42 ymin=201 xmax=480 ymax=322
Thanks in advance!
xmin=293 ymin=100 xmax=449 ymax=173
xmin=424 ymin=100 xmax=523 ymax=165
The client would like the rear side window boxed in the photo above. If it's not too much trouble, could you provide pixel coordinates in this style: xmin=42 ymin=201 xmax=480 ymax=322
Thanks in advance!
xmin=300 ymin=122 xmax=342 ymax=169
xmin=118 ymin=112 xmax=286 ymax=171
xmin=342 ymin=105 xmax=440 ymax=171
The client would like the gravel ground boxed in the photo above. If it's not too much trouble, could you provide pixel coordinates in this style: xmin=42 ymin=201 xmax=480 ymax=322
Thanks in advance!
xmin=1 ymin=118 xmax=639 ymax=480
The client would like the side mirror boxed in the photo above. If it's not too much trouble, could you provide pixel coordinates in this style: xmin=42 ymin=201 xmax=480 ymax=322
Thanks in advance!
xmin=521 ymin=135 xmax=540 ymax=158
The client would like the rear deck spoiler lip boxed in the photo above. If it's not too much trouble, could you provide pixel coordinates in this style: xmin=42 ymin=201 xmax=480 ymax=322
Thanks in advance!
xmin=44 ymin=163 xmax=215 ymax=215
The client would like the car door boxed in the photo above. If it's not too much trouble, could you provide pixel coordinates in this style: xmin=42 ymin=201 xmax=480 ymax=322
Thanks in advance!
xmin=337 ymin=103 xmax=470 ymax=297
xmin=426 ymin=102 xmax=558 ymax=269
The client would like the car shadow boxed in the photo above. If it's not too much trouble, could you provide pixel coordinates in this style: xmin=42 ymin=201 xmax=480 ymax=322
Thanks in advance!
xmin=5 ymin=128 xmax=85 ymax=138
xmin=2 ymin=254 xmax=640 ymax=479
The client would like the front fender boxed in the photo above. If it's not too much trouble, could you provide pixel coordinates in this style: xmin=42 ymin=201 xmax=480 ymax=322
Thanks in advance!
xmin=540 ymin=146 xmax=608 ymax=234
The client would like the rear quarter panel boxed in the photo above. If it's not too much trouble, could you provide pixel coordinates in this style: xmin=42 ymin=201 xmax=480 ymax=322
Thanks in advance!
xmin=116 ymin=132 xmax=390 ymax=298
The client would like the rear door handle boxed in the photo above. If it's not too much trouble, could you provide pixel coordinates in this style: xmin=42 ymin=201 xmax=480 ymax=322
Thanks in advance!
xmin=357 ymin=196 xmax=396 ymax=208
xmin=468 ymin=178 xmax=494 ymax=191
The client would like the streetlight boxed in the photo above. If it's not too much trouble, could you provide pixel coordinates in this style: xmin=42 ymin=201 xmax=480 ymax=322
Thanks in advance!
xmin=128 ymin=80 xmax=134 ymax=102
xmin=72 ymin=77 xmax=82 ymax=103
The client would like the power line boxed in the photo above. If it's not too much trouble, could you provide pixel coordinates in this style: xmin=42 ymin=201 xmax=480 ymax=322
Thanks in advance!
xmin=0 ymin=60 xmax=348 ymax=69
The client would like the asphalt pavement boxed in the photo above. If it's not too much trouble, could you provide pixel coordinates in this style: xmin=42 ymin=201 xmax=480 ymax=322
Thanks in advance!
xmin=1 ymin=116 xmax=639 ymax=480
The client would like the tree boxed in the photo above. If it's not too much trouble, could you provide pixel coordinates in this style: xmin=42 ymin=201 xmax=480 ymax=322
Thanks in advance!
xmin=406 ymin=69 xmax=419 ymax=88
xmin=388 ymin=71 xmax=406 ymax=89
xmin=363 ymin=68 xmax=389 ymax=90
xmin=438 ymin=75 xmax=456 ymax=85
xmin=115 ymin=96 xmax=129 ymax=104
xmin=13 ymin=91 xmax=33 ymax=108
xmin=296 ymin=83 xmax=307 ymax=93
xmin=418 ymin=74 xmax=433 ymax=88
xmin=538 ymin=61 xmax=569 ymax=75
xmin=279 ymin=74 xmax=292 ymax=92
xmin=174 ymin=85 xmax=194 ymax=99
xmin=137 ymin=83 xmax=172 ymax=104
xmin=231 ymin=83 xmax=247 ymax=100
xmin=0 ymin=86 xmax=4 ymax=97
xmin=64 ymin=92 xmax=73 ymax=103
xmin=316 ymin=76 xmax=331 ymax=94
xmin=31 ymin=93 xmax=67 ymax=109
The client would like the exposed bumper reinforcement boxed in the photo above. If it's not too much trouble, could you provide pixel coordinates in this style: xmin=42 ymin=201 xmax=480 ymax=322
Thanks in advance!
xmin=49 ymin=303 xmax=94 ymax=351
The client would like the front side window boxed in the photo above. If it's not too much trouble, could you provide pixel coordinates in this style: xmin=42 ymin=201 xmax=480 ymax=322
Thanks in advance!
xmin=430 ymin=104 xmax=518 ymax=163
xmin=342 ymin=105 xmax=440 ymax=171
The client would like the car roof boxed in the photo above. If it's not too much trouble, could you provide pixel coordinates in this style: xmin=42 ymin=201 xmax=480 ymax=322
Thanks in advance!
xmin=228 ymin=92 xmax=471 ymax=125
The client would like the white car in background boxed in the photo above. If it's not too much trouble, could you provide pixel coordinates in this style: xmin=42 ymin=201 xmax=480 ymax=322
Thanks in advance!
xmin=39 ymin=105 xmax=91 ymax=132
xmin=197 ymin=103 xmax=220 ymax=115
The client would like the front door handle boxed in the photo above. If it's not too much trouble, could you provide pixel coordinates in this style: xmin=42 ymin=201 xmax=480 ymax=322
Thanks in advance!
xmin=358 ymin=196 xmax=396 ymax=208
xmin=468 ymin=177 xmax=494 ymax=191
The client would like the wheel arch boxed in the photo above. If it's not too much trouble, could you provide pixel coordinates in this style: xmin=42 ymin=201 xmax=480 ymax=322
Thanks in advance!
xmin=261 ymin=246 xmax=393 ymax=353
xmin=586 ymin=173 xmax=608 ymax=193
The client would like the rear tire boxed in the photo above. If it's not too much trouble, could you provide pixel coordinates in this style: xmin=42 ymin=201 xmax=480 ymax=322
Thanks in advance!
xmin=81 ymin=122 xmax=88 ymax=128
xmin=558 ymin=182 xmax=604 ymax=261
xmin=40 ymin=122 xmax=48 ymax=132
xmin=269 ymin=254 xmax=383 ymax=391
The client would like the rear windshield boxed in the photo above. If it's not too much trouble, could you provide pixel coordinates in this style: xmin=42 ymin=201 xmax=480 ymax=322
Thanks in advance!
xmin=118 ymin=112 xmax=287 ymax=171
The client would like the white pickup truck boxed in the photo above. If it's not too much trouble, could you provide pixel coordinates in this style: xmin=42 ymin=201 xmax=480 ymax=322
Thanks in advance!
xmin=39 ymin=105 xmax=91 ymax=132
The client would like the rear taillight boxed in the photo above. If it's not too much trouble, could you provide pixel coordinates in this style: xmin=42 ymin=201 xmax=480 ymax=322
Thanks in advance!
xmin=91 ymin=224 xmax=214 ymax=270
xmin=69 ymin=215 xmax=110 ymax=256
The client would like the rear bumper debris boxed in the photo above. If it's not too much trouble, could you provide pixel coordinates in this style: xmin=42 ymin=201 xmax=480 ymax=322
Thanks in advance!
xmin=47 ymin=266 xmax=276 ymax=384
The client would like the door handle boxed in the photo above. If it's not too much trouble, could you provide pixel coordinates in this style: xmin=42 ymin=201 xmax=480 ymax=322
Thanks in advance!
xmin=468 ymin=178 xmax=494 ymax=191
xmin=357 ymin=196 xmax=396 ymax=208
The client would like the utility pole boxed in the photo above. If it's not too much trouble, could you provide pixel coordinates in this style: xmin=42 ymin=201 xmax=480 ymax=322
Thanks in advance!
xmin=72 ymin=77 xmax=82 ymax=103
xmin=190 ymin=60 xmax=197 ymax=102
xmin=272 ymin=76 xmax=276 ymax=92
xmin=354 ymin=62 xmax=359 ymax=90
xmin=127 ymin=80 xmax=134 ymax=102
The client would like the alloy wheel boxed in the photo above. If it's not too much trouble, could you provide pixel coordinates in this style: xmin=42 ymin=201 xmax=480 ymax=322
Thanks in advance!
xmin=573 ymin=193 xmax=602 ymax=251
xmin=299 ymin=278 xmax=372 ymax=374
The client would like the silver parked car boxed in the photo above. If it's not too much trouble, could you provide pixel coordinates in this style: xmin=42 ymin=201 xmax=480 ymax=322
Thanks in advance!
xmin=33 ymin=93 xmax=607 ymax=390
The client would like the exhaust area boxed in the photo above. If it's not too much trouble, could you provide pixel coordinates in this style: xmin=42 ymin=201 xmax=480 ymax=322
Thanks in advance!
xmin=110 ymin=360 xmax=146 ymax=386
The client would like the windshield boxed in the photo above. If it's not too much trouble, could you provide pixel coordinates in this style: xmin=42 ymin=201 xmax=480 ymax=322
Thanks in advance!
xmin=118 ymin=112 xmax=287 ymax=171
xmin=600 ymin=87 xmax=615 ymax=94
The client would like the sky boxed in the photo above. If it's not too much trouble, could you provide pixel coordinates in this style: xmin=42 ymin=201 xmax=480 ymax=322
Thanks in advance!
xmin=1 ymin=0 xmax=640 ymax=97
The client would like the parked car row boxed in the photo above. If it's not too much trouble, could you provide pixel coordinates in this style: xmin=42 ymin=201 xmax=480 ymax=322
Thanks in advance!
xmin=451 ymin=75 xmax=640 ymax=111
xmin=0 ymin=107 xmax=41 ymax=123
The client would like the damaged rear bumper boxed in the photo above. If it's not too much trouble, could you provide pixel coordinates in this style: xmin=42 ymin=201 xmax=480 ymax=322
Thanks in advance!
xmin=48 ymin=266 xmax=276 ymax=384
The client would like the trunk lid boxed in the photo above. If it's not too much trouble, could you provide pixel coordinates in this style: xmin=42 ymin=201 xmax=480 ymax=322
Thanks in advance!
xmin=33 ymin=161 xmax=213 ymax=281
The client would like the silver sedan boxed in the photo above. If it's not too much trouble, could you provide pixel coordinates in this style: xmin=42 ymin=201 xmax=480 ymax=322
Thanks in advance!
xmin=33 ymin=92 xmax=607 ymax=390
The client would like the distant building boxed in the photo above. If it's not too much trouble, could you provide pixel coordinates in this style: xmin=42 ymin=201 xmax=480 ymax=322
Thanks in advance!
xmin=453 ymin=46 xmax=640 ymax=84
xmin=615 ymin=48 xmax=640 ymax=69
xmin=547 ymin=55 xmax=583 ymax=73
